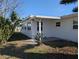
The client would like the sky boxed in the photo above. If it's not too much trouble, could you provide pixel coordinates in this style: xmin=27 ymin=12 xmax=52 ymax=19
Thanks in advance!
xmin=16 ymin=0 xmax=77 ymax=18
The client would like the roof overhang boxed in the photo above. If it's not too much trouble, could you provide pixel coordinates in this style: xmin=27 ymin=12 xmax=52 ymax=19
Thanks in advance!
xmin=61 ymin=13 xmax=78 ymax=19
xmin=23 ymin=13 xmax=77 ymax=23
xmin=29 ymin=15 xmax=61 ymax=20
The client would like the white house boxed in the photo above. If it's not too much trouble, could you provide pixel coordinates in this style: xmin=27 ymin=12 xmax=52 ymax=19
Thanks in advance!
xmin=20 ymin=13 xmax=78 ymax=42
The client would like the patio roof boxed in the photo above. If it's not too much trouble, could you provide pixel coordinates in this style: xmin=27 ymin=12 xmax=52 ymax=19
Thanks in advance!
xmin=23 ymin=13 xmax=77 ymax=22
xmin=29 ymin=15 xmax=61 ymax=20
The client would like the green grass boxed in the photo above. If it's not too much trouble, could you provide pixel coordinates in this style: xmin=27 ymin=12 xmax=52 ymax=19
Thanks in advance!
xmin=0 ymin=45 xmax=4 ymax=48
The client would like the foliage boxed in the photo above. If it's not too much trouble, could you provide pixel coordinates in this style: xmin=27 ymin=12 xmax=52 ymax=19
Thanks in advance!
xmin=0 ymin=0 xmax=19 ymax=16
xmin=60 ymin=0 xmax=77 ymax=4
xmin=0 ymin=11 xmax=21 ymax=44
xmin=0 ymin=16 xmax=11 ymax=44
xmin=0 ymin=0 xmax=20 ymax=44
xmin=72 ymin=7 xmax=78 ymax=12
xmin=10 ymin=11 xmax=19 ymax=34
xmin=60 ymin=0 xmax=78 ymax=12
xmin=35 ymin=33 xmax=43 ymax=45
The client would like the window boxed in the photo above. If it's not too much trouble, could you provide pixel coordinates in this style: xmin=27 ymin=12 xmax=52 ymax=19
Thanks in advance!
xmin=37 ymin=22 xmax=39 ymax=31
xmin=22 ymin=27 xmax=23 ymax=29
xmin=73 ymin=20 xmax=78 ymax=29
xmin=56 ymin=22 xmax=61 ymax=27
xmin=24 ymin=27 xmax=26 ymax=30
xmin=37 ymin=22 xmax=43 ymax=31
xmin=27 ymin=22 xmax=31 ymax=30
xmin=41 ymin=22 xmax=43 ymax=31
xmin=22 ymin=26 xmax=26 ymax=30
xmin=22 ymin=26 xmax=25 ymax=30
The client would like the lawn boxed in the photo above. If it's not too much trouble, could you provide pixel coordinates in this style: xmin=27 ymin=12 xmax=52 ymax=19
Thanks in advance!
xmin=0 ymin=39 xmax=78 ymax=59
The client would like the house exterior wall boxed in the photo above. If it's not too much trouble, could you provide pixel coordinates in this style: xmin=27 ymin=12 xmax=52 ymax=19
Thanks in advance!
xmin=30 ymin=19 xmax=57 ymax=38
xmin=42 ymin=19 xmax=56 ymax=37
xmin=53 ymin=16 xmax=78 ymax=42
xmin=21 ymin=20 xmax=32 ymax=38
xmin=31 ymin=20 xmax=37 ymax=38
xmin=31 ymin=16 xmax=78 ymax=42
xmin=20 ymin=14 xmax=78 ymax=42
xmin=31 ymin=19 xmax=57 ymax=38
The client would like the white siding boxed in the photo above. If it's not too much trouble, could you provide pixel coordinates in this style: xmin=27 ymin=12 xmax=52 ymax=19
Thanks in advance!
xmin=21 ymin=14 xmax=78 ymax=42
xmin=31 ymin=17 xmax=78 ymax=42
xmin=42 ymin=19 xmax=56 ymax=37
xmin=21 ymin=20 xmax=32 ymax=38
xmin=53 ymin=17 xmax=78 ymax=42
xmin=31 ymin=21 xmax=37 ymax=38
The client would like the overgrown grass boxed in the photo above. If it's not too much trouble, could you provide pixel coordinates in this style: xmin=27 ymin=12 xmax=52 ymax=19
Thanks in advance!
xmin=0 ymin=39 xmax=78 ymax=59
xmin=25 ymin=44 xmax=53 ymax=53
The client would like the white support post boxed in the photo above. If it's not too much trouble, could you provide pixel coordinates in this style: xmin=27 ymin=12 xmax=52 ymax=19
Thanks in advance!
xmin=39 ymin=19 xmax=42 ymax=42
xmin=39 ymin=20 xmax=41 ymax=34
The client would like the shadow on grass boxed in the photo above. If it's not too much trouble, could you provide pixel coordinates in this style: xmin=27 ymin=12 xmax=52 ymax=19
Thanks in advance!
xmin=8 ymin=32 xmax=31 ymax=41
xmin=43 ymin=39 xmax=78 ymax=48
xmin=26 ymin=53 xmax=78 ymax=59
xmin=0 ymin=44 xmax=35 ymax=59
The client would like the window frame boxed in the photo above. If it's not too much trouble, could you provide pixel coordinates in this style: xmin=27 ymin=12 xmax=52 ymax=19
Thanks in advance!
xmin=37 ymin=21 xmax=43 ymax=31
xmin=73 ymin=20 xmax=78 ymax=29
xmin=37 ymin=22 xmax=39 ymax=31
xmin=27 ymin=22 xmax=31 ymax=30
xmin=56 ymin=22 xmax=61 ymax=27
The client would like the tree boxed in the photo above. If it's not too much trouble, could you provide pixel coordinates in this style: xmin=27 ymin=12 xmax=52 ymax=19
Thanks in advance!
xmin=60 ymin=0 xmax=78 ymax=12
xmin=0 ymin=16 xmax=10 ymax=44
xmin=10 ymin=11 xmax=20 ymax=34
xmin=0 ymin=11 xmax=21 ymax=44
xmin=0 ymin=0 xmax=20 ymax=44
xmin=0 ymin=0 xmax=19 ymax=17
xmin=0 ymin=16 xmax=5 ymax=42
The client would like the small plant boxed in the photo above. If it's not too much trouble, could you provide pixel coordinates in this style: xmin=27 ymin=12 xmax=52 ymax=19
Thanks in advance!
xmin=35 ymin=33 xmax=43 ymax=45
